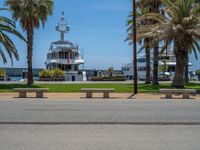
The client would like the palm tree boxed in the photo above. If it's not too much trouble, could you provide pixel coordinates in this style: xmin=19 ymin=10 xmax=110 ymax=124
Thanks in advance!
xmin=133 ymin=0 xmax=161 ymax=85
xmin=0 ymin=8 xmax=25 ymax=65
xmin=136 ymin=1 xmax=153 ymax=84
xmin=136 ymin=0 xmax=200 ymax=88
xmin=185 ymin=0 xmax=200 ymax=84
xmin=6 ymin=0 xmax=54 ymax=85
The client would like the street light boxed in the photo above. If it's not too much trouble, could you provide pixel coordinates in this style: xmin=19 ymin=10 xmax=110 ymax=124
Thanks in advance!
xmin=132 ymin=0 xmax=138 ymax=94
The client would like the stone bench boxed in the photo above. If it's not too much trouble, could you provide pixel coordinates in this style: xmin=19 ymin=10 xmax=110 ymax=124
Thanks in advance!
xmin=80 ymin=88 xmax=115 ymax=98
xmin=160 ymin=89 xmax=196 ymax=99
xmin=13 ymin=88 xmax=49 ymax=98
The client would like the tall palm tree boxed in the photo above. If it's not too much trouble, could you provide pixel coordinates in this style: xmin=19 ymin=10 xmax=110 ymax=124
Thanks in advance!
xmin=0 ymin=8 xmax=25 ymax=65
xmin=134 ymin=0 xmax=161 ymax=85
xmin=136 ymin=1 xmax=153 ymax=84
xmin=6 ymin=0 xmax=54 ymax=85
xmin=126 ymin=10 xmax=151 ymax=84
xmin=136 ymin=0 xmax=200 ymax=88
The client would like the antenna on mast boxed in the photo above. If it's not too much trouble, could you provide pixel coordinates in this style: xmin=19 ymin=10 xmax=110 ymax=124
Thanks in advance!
xmin=56 ymin=11 xmax=70 ymax=41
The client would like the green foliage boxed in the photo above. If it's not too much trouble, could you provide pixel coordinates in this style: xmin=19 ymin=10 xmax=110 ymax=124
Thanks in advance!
xmin=196 ymin=69 xmax=200 ymax=80
xmin=127 ymin=0 xmax=200 ymax=54
xmin=51 ymin=68 xmax=64 ymax=78
xmin=0 ymin=69 xmax=6 ymax=77
xmin=159 ymin=60 xmax=168 ymax=73
xmin=6 ymin=0 xmax=54 ymax=30
xmin=39 ymin=68 xmax=64 ymax=79
xmin=107 ymin=67 xmax=114 ymax=77
xmin=196 ymin=69 xmax=200 ymax=75
xmin=39 ymin=69 xmax=52 ymax=78
xmin=91 ymin=76 xmax=126 ymax=81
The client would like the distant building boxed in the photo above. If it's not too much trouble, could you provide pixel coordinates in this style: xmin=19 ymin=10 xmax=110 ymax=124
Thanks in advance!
xmin=45 ymin=12 xmax=85 ymax=81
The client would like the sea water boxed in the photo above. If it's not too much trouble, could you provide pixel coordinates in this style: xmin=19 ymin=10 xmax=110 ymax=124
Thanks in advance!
xmin=10 ymin=76 xmax=39 ymax=81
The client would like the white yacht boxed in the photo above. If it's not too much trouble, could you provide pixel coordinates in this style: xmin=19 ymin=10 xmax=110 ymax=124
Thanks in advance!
xmin=122 ymin=48 xmax=192 ymax=80
xmin=45 ymin=12 xmax=85 ymax=81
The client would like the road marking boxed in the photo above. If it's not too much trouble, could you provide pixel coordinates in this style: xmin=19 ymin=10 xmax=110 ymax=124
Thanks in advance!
xmin=0 ymin=122 xmax=200 ymax=125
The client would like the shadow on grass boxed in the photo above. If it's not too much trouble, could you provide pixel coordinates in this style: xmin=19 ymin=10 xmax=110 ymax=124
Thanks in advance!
xmin=0 ymin=84 xmax=41 ymax=92
xmin=138 ymin=83 xmax=172 ymax=93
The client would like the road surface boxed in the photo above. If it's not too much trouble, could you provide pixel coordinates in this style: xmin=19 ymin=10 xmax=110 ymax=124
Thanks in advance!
xmin=0 ymin=99 xmax=200 ymax=150
xmin=0 ymin=99 xmax=200 ymax=124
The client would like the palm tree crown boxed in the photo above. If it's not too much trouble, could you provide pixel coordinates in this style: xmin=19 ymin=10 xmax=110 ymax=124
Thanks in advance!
xmin=6 ymin=0 xmax=54 ymax=30
xmin=137 ymin=0 xmax=200 ymax=51
xmin=6 ymin=0 xmax=54 ymax=85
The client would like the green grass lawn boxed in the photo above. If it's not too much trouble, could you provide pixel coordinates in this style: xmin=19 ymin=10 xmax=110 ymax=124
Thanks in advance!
xmin=0 ymin=83 xmax=199 ymax=93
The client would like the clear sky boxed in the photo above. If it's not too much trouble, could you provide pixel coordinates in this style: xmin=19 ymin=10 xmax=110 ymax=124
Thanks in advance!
xmin=0 ymin=0 xmax=199 ymax=71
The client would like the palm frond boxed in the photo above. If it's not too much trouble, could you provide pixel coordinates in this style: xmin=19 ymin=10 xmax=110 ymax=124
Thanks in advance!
xmin=0 ymin=8 xmax=25 ymax=64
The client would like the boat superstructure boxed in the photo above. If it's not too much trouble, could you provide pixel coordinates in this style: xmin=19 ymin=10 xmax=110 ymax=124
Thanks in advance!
xmin=122 ymin=48 xmax=192 ymax=80
xmin=45 ymin=12 xmax=85 ymax=81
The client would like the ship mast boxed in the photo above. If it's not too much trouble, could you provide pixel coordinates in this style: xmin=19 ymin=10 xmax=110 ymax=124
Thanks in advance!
xmin=56 ymin=11 xmax=70 ymax=41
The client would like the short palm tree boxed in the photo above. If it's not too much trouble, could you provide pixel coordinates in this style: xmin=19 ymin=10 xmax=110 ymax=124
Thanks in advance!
xmin=0 ymin=8 xmax=25 ymax=65
xmin=136 ymin=0 xmax=200 ymax=88
xmin=6 ymin=0 xmax=54 ymax=85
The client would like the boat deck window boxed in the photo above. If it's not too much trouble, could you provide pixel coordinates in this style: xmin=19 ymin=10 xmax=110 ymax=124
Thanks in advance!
xmin=137 ymin=58 xmax=146 ymax=63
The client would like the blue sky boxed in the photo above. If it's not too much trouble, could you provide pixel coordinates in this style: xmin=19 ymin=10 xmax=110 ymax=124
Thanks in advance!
xmin=0 ymin=0 xmax=199 ymax=70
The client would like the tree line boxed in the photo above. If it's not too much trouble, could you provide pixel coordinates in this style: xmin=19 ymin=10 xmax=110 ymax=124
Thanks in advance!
xmin=126 ymin=0 xmax=200 ymax=88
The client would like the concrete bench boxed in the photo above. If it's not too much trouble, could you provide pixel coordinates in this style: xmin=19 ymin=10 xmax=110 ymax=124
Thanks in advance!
xmin=13 ymin=88 xmax=49 ymax=98
xmin=80 ymin=88 xmax=115 ymax=98
xmin=160 ymin=89 xmax=196 ymax=99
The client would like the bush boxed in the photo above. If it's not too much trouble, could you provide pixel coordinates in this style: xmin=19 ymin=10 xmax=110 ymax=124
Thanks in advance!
xmin=0 ymin=69 xmax=6 ymax=77
xmin=196 ymin=70 xmax=200 ymax=80
xmin=107 ymin=67 xmax=114 ymax=77
xmin=51 ymin=68 xmax=65 ymax=78
xmin=91 ymin=76 xmax=126 ymax=81
xmin=39 ymin=68 xmax=65 ymax=81
xmin=196 ymin=70 xmax=200 ymax=75
xmin=39 ymin=69 xmax=52 ymax=78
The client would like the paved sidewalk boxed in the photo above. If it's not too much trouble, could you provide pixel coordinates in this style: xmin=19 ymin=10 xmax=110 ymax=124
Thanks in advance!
xmin=0 ymin=92 xmax=199 ymax=100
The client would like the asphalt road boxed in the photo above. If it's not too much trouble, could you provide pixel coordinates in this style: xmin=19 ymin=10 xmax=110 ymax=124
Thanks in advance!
xmin=0 ymin=99 xmax=200 ymax=124
xmin=0 ymin=125 xmax=200 ymax=150
xmin=0 ymin=99 xmax=200 ymax=150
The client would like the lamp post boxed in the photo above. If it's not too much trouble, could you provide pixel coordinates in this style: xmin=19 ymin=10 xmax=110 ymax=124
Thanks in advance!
xmin=132 ymin=0 xmax=138 ymax=94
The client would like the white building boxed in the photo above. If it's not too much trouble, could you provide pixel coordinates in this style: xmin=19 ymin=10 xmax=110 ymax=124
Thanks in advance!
xmin=45 ymin=12 xmax=85 ymax=81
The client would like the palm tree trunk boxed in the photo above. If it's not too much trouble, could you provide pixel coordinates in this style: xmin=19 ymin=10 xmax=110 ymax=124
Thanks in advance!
xmin=172 ymin=34 xmax=189 ymax=88
xmin=185 ymin=54 xmax=189 ymax=83
xmin=152 ymin=44 xmax=159 ymax=85
xmin=145 ymin=39 xmax=151 ymax=84
xmin=172 ymin=54 xmax=186 ymax=88
xmin=152 ymin=0 xmax=159 ymax=85
xmin=26 ymin=27 xmax=34 ymax=85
